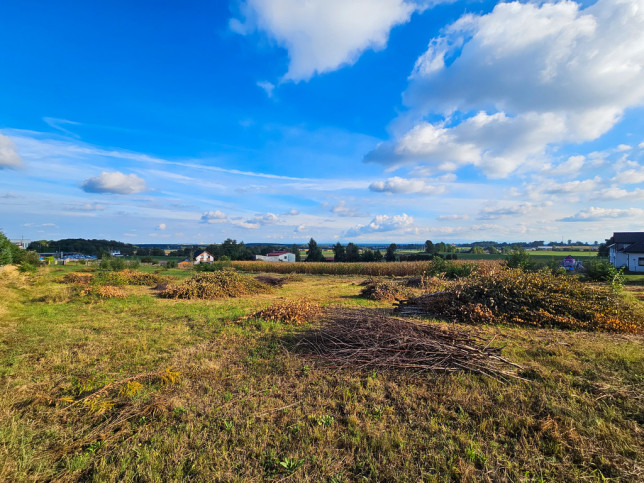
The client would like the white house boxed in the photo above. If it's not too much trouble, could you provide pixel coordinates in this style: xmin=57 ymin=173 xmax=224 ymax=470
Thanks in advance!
xmin=255 ymin=251 xmax=296 ymax=263
xmin=194 ymin=250 xmax=214 ymax=264
xmin=608 ymin=232 xmax=644 ymax=273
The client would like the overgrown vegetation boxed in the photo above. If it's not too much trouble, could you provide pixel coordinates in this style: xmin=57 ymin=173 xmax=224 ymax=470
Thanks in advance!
xmin=1 ymin=264 xmax=642 ymax=481
xmin=396 ymin=269 xmax=643 ymax=333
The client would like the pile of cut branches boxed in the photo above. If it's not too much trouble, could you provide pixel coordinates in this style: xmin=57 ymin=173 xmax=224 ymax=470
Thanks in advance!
xmin=295 ymin=309 xmax=522 ymax=381
xmin=359 ymin=279 xmax=413 ymax=302
xmin=394 ymin=269 xmax=643 ymax=333
xmin=159 ymin=271 xmax=271 ymax=299
xmin=251 ymin=299 xmax=322 ymax=324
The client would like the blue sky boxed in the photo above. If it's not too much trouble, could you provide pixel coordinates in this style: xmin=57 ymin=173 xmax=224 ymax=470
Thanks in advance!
xmin=1 ymin=0 xmax=643 ymax=244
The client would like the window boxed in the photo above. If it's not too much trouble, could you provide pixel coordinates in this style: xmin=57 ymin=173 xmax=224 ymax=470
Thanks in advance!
xmin=639 ymin=257 xmax=644 ymax=266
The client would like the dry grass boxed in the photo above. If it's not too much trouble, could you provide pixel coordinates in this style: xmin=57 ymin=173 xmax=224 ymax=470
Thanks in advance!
xmin=1 ymin=265 xmax=643 ymax=481
xmin=359 ymin=278 xmax=414 ymax=302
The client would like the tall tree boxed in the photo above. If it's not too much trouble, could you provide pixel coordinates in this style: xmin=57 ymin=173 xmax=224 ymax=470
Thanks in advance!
xmin=345 ymin=243 xmax=360 ymax=262
xmin=332 ymin=242 xmax=346 ymax=262
xmin=290 ymin=244 xmax=301 ymax=262
xmin=385 ymin=243 xmax=397 ymax=262
xmin=424 ymin=240 xmax=435 ymax=254
xmin=306 ymin=238 xmax=324 ymax=262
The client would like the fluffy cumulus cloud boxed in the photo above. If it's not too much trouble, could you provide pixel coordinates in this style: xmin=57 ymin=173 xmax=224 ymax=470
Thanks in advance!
xmin=560 ymin=207 xmax=644 ymax=222
xmin=368 ymin=0 xmax=644 ymax=177
xmin=369 ymin=176 xmax=447 ymax=195
xmin=201 ymin=210 xmax=228 ymax=223
xmin=345 ymin=213 xmax=415 ymax=237
xmin=231 ymin=0 xmax=421 ymax=81
xmin=81 ymin=171 xmax=147 ymax=194
xmin=0 ymin=134 xmax=23 ymax=169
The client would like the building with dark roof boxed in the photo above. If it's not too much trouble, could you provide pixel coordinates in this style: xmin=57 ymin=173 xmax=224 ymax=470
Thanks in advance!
xmin=608 ymin=232 xmax=644 ymax=272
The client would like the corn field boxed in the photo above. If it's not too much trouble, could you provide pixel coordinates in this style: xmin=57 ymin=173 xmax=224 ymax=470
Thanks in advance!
xmin=232 ymin=260 xmax=498 ymax=277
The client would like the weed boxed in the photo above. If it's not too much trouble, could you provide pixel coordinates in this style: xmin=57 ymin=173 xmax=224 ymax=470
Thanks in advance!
xmin=280 ymin=456 xmax=304 ymax=474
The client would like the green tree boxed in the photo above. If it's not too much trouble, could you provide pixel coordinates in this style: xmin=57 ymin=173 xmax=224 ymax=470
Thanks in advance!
xmin=488 ymin=246 xmax=499 ymax=254
xmin=385 ymin=243 xmax=397 ymax=262
xmin=345 ymin=243 xmax=360 ymax=262
xmin=306 ymin=238 xmax=324 ymax=262
xmin=471 ymin=246 xmax=485 ymax=255
xmin=332 ymin=242 xmax=346 ymax=262
xmin=436 ymin=242 xmax=447 ymax=253
xmin=290 ymin=244 xmax=301 ymax=262
xmin=0 ymin=232 xmax=13 ymax=266
xmin=424 ymin=240 xmax=435 ymax=254
xmin=373 ymin=249 xmax=383 ymax=262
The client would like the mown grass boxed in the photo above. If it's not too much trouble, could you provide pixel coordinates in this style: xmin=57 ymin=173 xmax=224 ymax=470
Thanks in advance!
xmin=0 ymin=265 xmax=642 ymax=481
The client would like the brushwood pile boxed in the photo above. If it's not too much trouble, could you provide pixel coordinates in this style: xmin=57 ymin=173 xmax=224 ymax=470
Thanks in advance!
xmin=159 ymin=271 xmax=271 ymax=299
xmin=395 ymin=269 xmax=643 ymax=333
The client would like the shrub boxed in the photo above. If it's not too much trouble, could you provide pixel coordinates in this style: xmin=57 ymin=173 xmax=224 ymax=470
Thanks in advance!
xmin=506 ymin=249 xmax=536 ymax=271
xmin=395 ymin=269 xmax=643 ymax=333
xmin=159 ymin=271 xmax=271 ymax=299
xmin=584 ymin=260 xmax=625 ymax=289
xmin=62 ymin=272 xmax=94 ymax=284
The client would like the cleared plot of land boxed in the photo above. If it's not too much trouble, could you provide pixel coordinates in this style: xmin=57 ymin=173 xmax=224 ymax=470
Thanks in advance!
xmin=0 ymin=265 xmax=642 ymax=481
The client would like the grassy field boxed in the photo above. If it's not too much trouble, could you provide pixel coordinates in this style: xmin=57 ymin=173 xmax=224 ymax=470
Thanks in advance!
xmin=1 ymin=264 xmax=643 ymax=481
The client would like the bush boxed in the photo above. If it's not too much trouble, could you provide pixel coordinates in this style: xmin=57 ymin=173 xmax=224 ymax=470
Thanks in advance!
xmin=584 ymin=260 xmax=625 ymax=289
xmin=506 ymin=249 xmax=536 ymax=271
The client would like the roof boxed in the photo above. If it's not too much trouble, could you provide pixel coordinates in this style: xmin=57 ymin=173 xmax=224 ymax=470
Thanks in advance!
xmin=613 ymin=232 xmax=644 ymax=243
xmin=196 ymin=250 xmax=212 ymax=257
xmin=267 ymin=251 xmax=289 ymax=256
xmin=623 ymin=240 xmax=644 ymax=253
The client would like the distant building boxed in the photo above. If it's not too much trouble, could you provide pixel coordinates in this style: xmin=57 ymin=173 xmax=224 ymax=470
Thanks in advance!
xmin=255 ymin=251 xmax=296 ymax=263
xmin=10 ymin=239 xmax=30 ymax=249
xmin=536 ymin=246 xmax=553 ymax=251
xmin=194 ymin=251 xmax=214 ymax=264
xmin=609 ymin=232 xmax=644 ymax=273
xmin=110 ymin=250 xmax=122 ymax=257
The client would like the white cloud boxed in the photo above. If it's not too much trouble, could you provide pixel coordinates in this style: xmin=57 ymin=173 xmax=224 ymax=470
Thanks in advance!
xmin=232 ymin=0 xmax=420 ymax=81
xmin=560 ymin=207 xmax=644 ymax=222
xmin=81 ymin=171 xmax=147 ymax=194
xmin=547 ymin=155 xmax=585 ymax=176
xmin=331 ymin=200 xmax=365 ymax=217
xmin=437 ymin=214 xmax=469 ymax=221
xmin=345 ymin=213 xmax=415 ymax=237
xmin=368 ymin=0 xmax=644 ymax=177
xmin=0 ymin=134 xmax=23 ymax=169
xmin=477 ymin=202 xmax=535 ymax=220
xmin=369 ymin=176 xmax=447 ymax=195
xmin=257 ymin=81 xmax=275 ymax=97
xmin=594 ymin=187 xmax=644 ymax=200
xmin=232 ymin=212 xmax=280 ymax=229
xmin=616 ymin=144 xmax=632 ymax=152
xmin=201 ymin=210 xmax=228 ymax=224
xmin=64 ymin=202 xmax=106 ymax=211
xmin=283 ymin=209 xmax=299 ymax=215
xmin=543 ymin=177 xmax=601 ymax=195
xmin=613 ymin=167 xmax=644 ymax=184
xmin=157 ymin=223 xmax=167 ymax=230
